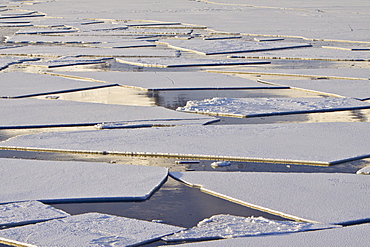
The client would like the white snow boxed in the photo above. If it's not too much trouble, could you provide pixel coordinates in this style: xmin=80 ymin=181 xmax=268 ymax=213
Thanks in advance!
xmin=2 ymin=123 xmax=370 ymax=165
xmin=0 ymin=158 xmax=168 ymax=204
xmin=157 ymin=39 xmax=312 ymax=55
xmin=170 ymin=172 xmax=370 ymax=225
xmin=0 ymin=213 xmax=184 ymax=246
xmin=49 ymin=71 xmax=284 ymax=91
xmin=0 ymin=98 xmax=216 ymax=128
xmin=170 ymin=223 xmax=370 ymax=247
xmin=0 ymin=201 xmax=69 ymax=227
xmin=0 ymin=72 xmax=117 ymax=98
xmin=0 ymin=45 xmax=178 ymax=57
xmin=162 ymin=214 xmax=339 ymax=242
xmin=177 ymin=97 xmax=370 ymax=117
xmin=356 ymin=166 xmax=370 ymax=175
xmin=259 ymin=79 xmax=370 ymax=100
xmin=116 ymin=57 xmax=270 ymax=68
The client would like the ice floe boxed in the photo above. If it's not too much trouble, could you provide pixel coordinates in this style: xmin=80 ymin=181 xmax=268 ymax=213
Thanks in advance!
xmin=0 ymin=213 xmax=184 ymax=246
xmin=50 ymin=71 xmax=284 ymax=91
xmin=258 ymin=79 xmax=370 ymax=100
xmin=171 ymin=223 xmax=370 ymax=247
xmin=177 ymin=97 xmax=370 ymax=117
xmin=162 ymin=214 xmax=339 ymax=242
xmin=2 ymin=123 xmax=370 ymax=165
xmin=0 ymin=98 xmax=216 ymax=128
xmin=356 ymin=166 xmax=370 ymax=175
xmin=0 ymin=201 xmax=69 ymax=227
xmin=0 ymin=158 xmax=168 ymax=203
xmin=157 ymin=39 xmax=312 ymax=55
xmin=116 ymin=57 xmax=270 ymax=68
xmin=0 ymin=57 xmax=39 ymax=70
xmin=0 ymin=45 xmax=178 ymax=57
xmin=22 ymin=57 xmax=112 ymax=68
xmin=0 ymin=72 xmax=117 ymax=98
xmin=170 ymin=172 xmax=370 ymax=225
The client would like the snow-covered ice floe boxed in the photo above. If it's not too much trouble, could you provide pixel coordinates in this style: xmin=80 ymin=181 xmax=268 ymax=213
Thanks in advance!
xmin=258 ymin=79 xmax=370 ymax=100
xmin=0 ymin=158 xmax=168 ymax=204
xmin=0 ymin=72 xmax=117 ymax=98
xmin=162 ymin=214 xmax=339 ymax=242
xmin=0 ymin=57 xmax=39 ymax=70
xmin=116 ymin=57 xmax=270 ymax=68
xmin=0 ymin=201 xmax=69 ymax=227
xmin=157 ymin=39 xmax=312 ymax=55
xmin=177 ymin=97 xmax=370 ymax=117
xmin=1 ymin=123 xmax=370 ymax=165
xmin=356 ymin=166 xmax=370 ymax=175
xmin=50 ymin=71 xmax=285 ymax=91
xmin=21 ymin=57 xmax=112 ymax=68
xmin=0 ymin=98 xmax=217 ymax=128
xmin=0 ymin=213 xmax=185 ymax=247
xmin=170 ymin=223 xmax=370 ymax=247
xmin=170 ymin=172 xmax=370 ymax=225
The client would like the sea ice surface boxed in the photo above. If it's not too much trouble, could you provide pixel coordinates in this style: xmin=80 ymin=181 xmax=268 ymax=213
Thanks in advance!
xmin=157 ymin=39 xmax=312 ymax=55
xmin=2 ymin=123 xmax=370 ymax=165
xmin=171 ymin=223 xmax=370 ymax=247
xmin=0 ymin=158 xmax=168 ymax=203
xmin=0 ymin=213 xmax=184 ymax=247
xmin=50 ymin=71 xmax=284 ymax=91
xmin=356 ymin=166 xmax=370 ymax=175
xmin=259 ymin=79 xmax=370 ymax=100
xmin=0 ymin=201 xmax=69 ymax=227
xmin=0 ymin=57 xmax=38 ymax=70
xmin=177 ymin=97 xmax=370 ymax=117
xmin=170 ymin=172 xmax=370 ymax=225
xmin=0 ymin=98 xmax=216 ymax=128
xmin=0 ymin=72 xmax=117 ymax=98
xmin=162 ymin=214 xmax=339 ymax=242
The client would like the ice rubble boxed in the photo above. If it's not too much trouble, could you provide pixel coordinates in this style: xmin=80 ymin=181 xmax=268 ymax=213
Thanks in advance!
xmin=0 ymin=213 xmax=184 ymax=247
xmin=157 ymin=39 xmax=312 ymax=55
xmin=0 ymin=201 xmax=69 ymax=227
xmin=2 ymin=123 xmax=370 ymax=165
xmin=356 ymin=166 xmax=370 ymax=175
xmin=0 ymin=98 xmax=216 ymax=128
xmin=0 ymin=158 xmax=168 ymax=204
xmin=171 ymin=223 xmax=370 ymax=247
xmin=170 ymin=172 xmax=370 ymax=225
xmin=163 ymin=214 xmax=339 ymax=242
xmin=0 ymin=57 xmax=38 ymax=70
xmin=0 ymin=72 xmax=117 ymax=98
xmin=177 ymin=97 xmax=370 ymax=117
xmin=50 ymin=71 xmax=284 ymax=91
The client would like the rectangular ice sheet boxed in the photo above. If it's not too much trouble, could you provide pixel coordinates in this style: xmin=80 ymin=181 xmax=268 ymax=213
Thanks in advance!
xmin=0 ymin=158 xmax=168 ymax=204
xmin=50 ymin=71 xmax=285 ymax=91
xmin=172 ymin=223 xmax=370 ymax=247
xmin=0 ymin=98 xmax=216 ymax=128
xmin=0 ymin=72 xmax=117 ymax=98
xmin=177 ymin=97 xmax=370 ymax=117
xmin=2 ymin=122 xmax=370 ymax=165
xmin=170 ymin=172 xmax=370 ymax=225
xmin=0 ymin=201 xmax=69 ymax=227
xmin=0 ymin=213 xmax=184 ymax=247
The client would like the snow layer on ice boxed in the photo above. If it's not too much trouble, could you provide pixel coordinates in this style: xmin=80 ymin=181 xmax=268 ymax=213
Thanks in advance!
xmin=5 ymin=35 xmax=112 ymax=44
xmin=51 ymin=71 xmax=283 ymax=91
xmin=0 ymin=201 xmax=69 ymax=227
xmin=170 ymin=172 xmax=370 ymax=225
xmin=0 ymin=213 xmax=184 ymax=247
xmin=260 ymin=79 xmax=370 ymax=100
xmin=213 ymin=68 xmax=370 ymax=80
xmin=0 ymin=158 xmax=168 ymax=203
xmin=157 ymin=39 xmax=312 ymax=55
xmin=16 ymin=28 xmax=78 ymax=35
xmin=172 ymin=223 xmax=370 ymax=247
xmin=177 ymin=97 xmax=370 ymax=117
xmin=0 ymin=72 xmax=117 ymax=98
xmin=0 ymin=57 xmax=38 ymax=70
xmin=22 ymin=57 xmax=112 ymax=68
xmin=20 ymin=0 xmax=370 ymax=42
xmin=163 ymin=214 xmax=338 ymax=242
xmin=356 ymin=166 xmax=370 ymax=175
xmin=0 ymin=98 xmax=216 ymax=128
xmin=0 ymin=45 xmax=178 ymax=57
xmin=116 ymin=57 xmax=270 ymax=68
xmin=2 ymin=123 xmax=370 ymax=165
xmin=231 ymin=47 xmax=370 ymax=61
